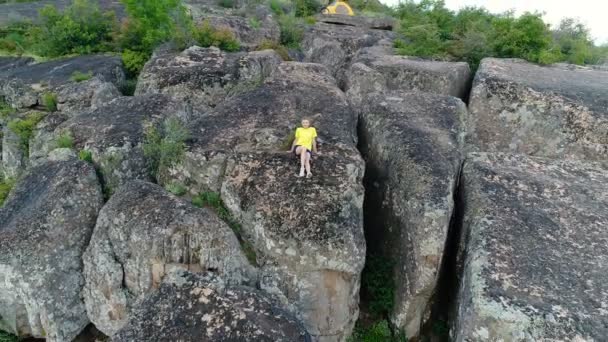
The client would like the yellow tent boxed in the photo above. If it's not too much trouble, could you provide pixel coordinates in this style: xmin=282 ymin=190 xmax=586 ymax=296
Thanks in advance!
xmin=322 ymin=1 xmax=355 ymax=16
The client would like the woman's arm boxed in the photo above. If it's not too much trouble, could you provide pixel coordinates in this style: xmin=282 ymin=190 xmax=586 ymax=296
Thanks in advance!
xmin=312 ymin=138 xmax=317 ymax=153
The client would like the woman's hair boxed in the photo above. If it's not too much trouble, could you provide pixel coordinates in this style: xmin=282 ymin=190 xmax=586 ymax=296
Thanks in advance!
xmin=301 ymin=117 xmax=312 ymax=123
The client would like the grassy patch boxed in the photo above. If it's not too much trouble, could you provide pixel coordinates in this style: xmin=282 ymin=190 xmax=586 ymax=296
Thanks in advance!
xmin=165 ymin=182 xmax=187 ymax=196
xmin=278 ymin=15 xmax=304 ymax=49
xmin=70 ymin=70 xmax=93 ymax=82
xmin=55 ymin=131 xmax=74 ymax=149
xmin=193 ymin=20 xmax=241 ymax=52
xmin=249 ymin=17 xmax=261 ymax=30
xmin=348 ymin=320 xmax=406 ymax=342
xmin=7 ymin=111 xmax=45 ymax=156
xmin=192 ymin=192 xmax=258 ymax=265
xmin=78 ymin=149 xmax=93 ymax=163
xmin=257 ymin=39 xmax=290 ymax=60
xmin=0 ymin=98 xmax=14 ymax=119
xmin=42 ymin=92 xmax=57 ymax=112
xmin=143 ymin=118 xmax=190 ymax=182
xmin=0 ymin=330 xmax=19 ymax=342
xmin=0 ymin=177 xmax=16 ymax=207
xmin=118 ymin=78 xmax=138 ymax=96
xmin=218 ymin=0 xmax=235 ymax=8
xmin=361 ymin=254 xmax=395 ymax=318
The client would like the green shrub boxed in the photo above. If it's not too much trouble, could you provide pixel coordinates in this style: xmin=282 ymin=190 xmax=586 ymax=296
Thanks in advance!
xmin=257 ymin=39 xmax=290 ymax=60
xmin=42 ymin=92 xmax=57 ymax=112
xmin=0 ymin=178 xmax=16 ymax=207
xmin=143 ymin=117 xmax=190 ymax=182
xmin=165 ymin=182 xmax=187 ymax=196
xmin=218 ymin=0 xmax=234 ymax=8
xmin=70 ymin=70 xmax=93 ymax=82
xmin=118 ymin=78 xmax=138 ymax=96
xmin=268 ymin=0 xmax=287 ymax=16
xmin=121 ymin=49 xmax=149 ymax=76
xmin=192 ymin=191 xmax=257 ymax=265
xmin=361 ymin=255 xmax=395 ymax=318
xmin=193 ymin=21 xmax=241 ymax=52
xmin=78 ymin=149 xmax=93 ymax=163
xmin=293 ymin=0 xmax=320 ymax=18
xmin=348 ymin=320 xmax=406 ymax=342
xmin=0 ymin=22 xmax=33 ymax=55
xmin=28 ymin=0 xmax=115 ymax=57
xmin=0 ymin=98 xmax=14 ymax=118
xmin=7 ymin=112 xmax=45 ymax=156
xmin=249 ymin=17 xmax=261 ymax=30
xmin=278 ymin=15 xmax=304 ymax=49
xmin=55 ymin=131 xmax=74 ymax=149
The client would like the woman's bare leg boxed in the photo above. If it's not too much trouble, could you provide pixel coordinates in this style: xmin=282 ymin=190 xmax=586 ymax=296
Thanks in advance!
xmin=296 ymin=147 xmax=306 ymax=176
xmin=305 ymin=152 xmax=311 ymax=176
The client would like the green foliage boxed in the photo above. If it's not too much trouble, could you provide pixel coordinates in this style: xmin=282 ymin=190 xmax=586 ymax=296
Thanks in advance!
xmin=121 ymin=49 xmax=149 ymax=76
xmin=348 ymin=320 xmax=406 ymax=342
xmin=42 ymin=92 xmax=57 ymax=112
xmin=165 ymin=182 xmax=187 ymax=196
xmin=0 ymin=22 xmax=33 ymax=55
xmin=0 ymin=98 xmax=14 ymax=118
xmin=79 ymin=149 xmax=93 ymax=163
xmin=293 ymin=0 xmax=320 ymax=17
xmin=0 ymin=178 xmax=16 ymax=208
xmin=193 ymin=21 xmax=241 ymax=52
xmin=269 ymin=0 xmax=288 ymax=16
xmin=249 ymin=17 xmax=261 ymax=30
xmin=28 ymin=0 xmax=115 ymax=57
xmin=278 ymin=15 xmax=304 ymax=49
xmin=143 ymin=117 xmax=190 ymax=182
xmin=118 ymin=78 xmax=138 ymax=96
xmin=218 ymin=0 xmax=235 ymax=8
xmin=257 ymin=39 xmax=290 ymax=60
xmin=361 ymin=255 xmax=395 ymax=318
xmin=7 ymin=112 xmax=45 ymax=156
xmin=192 ymin=191 xmax=258 ymax=265
xmin=55 ymin=131 xmax=74 ymax=149
xmin=70 ymin=70 xmax=93 ymax=82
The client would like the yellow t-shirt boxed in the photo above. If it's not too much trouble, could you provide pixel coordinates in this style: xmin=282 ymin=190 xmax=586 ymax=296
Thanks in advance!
xmin=295 ymin=127 xmax=317 ymax=151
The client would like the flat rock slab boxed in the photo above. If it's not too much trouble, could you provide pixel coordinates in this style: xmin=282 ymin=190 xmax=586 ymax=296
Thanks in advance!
xmin=455 ymin=153 xmax=608 ymax=341
xmin=0 ymin=158 xmax=103 ymax=341
xmin=315 ymin=14 xmax=396 ymax=30
xmin=347 ymin=50 xmax=471 ymax=103
xmin=0 ymin=56 xmax=33 ymax=71
xmin=0 ymin=54 xmax=125 ymax=109
xmin=466 ymin=58 xmax=608 ymax=160
xmin=113 ymin=271 xmax=311 ymax=342
xmin=83 ymin=181 xmax=255 ymax=336
xmin=135 ymin=46 xmax=282 ymax=110
xmin=357 ymin=91 xmax=465 ymax=338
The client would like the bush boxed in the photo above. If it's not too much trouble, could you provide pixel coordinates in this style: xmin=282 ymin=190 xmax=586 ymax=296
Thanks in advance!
xmin=293 ymin=0 xmax=321 ymax=18
xmin=278 ymin=15 xmax=304 ymax=49
xmin=118 ymin=78 xmax=138 ymax=96
xmin=218 ymin=0 xmax=234 ymax=8
xmin=121 ymin=49 xmax=149 ymax=76
xmin=165 ymin=182 xmax=187 ymax=196
xmin=0 ymin=98 xmax=14 ymax=118
xmin=143 ymin=117 xmax=190 ymax=182
xmin=193 ymin=21 xmax=241 ymax=52
xmin=28 ymin=0 xmax=115 ymax=57
xmin=361 ymin=255 xmax=395 ymax=318
xmin=70 ymin=70 xmax=93 ymax=82
xmin=7 ymin=112 xmax=45 ymax=156
xmin=0 ymin=178 xmax=16 ymax=207
xmin=0 ymin=22 xmax=33 ymax=55
xmin=348 ymin=320 xmax=406 ymax=342
xmin=42 ymin=92 xmax=57 ymax=112
xmin=257 ymin=39 xmax=290 ymax=60
xmin=79 ymin=149 xmax=93 ymax=163
xmin=55 ymin=131 xmax=74 ymax=148
xmin=192 ymin=191 xmax=257 ymax=265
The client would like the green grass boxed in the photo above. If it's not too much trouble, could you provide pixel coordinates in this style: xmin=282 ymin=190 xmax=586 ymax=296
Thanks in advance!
xmin=0 ymin=329 xmax=19 ymax=342
xmin=257 ymin=39 xmax=291 ymax=61
xmin=70 ymin=70 xmax=93 ymax=82
xmin=362 ymin=255 xmax=395 ymax=318
xmin=0 ymin=177 xmax=16 ymax=207
xmin=118 ymin=78 xmax=138 ymax=96
xmin=55 ymin=131 xmax=74 ymax=149
xmin=249 ymin=17 xmax=261 ymax=30
xmin=165 ymin=182 xmax=187 ymax=196
xmin=143 ymin=118 xmax=190 ymax=182
xmin=42 ymin=92 xmax=57 ymax=112
xmin=218 ymin=0 xmax=234 ymax=8
xmin=7 ymin=111 xmax=45 ymax=156
xmin=0 ymin=99 xmax=14 ymax=119
xmin=78 ymin=149 xmax=93 ymax=163
xmin=192 ymin=192 xmax=258 ymax=265
xmin=348 ymin=320 xmax=406 ymax=342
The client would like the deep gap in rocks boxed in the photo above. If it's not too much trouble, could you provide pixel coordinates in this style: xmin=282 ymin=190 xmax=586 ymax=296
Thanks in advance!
xmin=419 ymin=162 xmax=466 ymax=342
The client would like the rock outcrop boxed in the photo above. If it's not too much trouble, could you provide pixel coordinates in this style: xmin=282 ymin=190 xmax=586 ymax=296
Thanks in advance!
xmin=466 ymin=58 xmax=608 ymax=160
xmin=113 ymin=270 xmax=311 ymax=342
xmin=135 ymin=46 xmax=282 ymax=110
xmin=315 ymin=14 xmax=396 ymax=31
xmin=346 ymin=47 xmax=471 ymax=104
xmin=0 ymin=54 xmax=124 ymax=110
xmin=0 ymin=157 xmax=103 ymax=341
xmin=357 ymin=91 xmax=466 ymax=338
xmin=164 ymin=62 xmax=365 ymax=341
xmin=455 ymin=153 xmax=608 ymax=340
xmin=83 ymin=181 xmax=256 ymax=336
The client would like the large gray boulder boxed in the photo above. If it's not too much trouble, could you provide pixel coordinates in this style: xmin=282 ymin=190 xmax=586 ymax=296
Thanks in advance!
xmin=315 ymin=14 xmax=396 ymax=31
xmin=466 ymin=58 xmax=608 ymax=160
xmin=346 ymin=46 xmax=471 ymax=104
xmin=31 ymin=94 xmax=191 ymax=194
xmin=0 ymin=157 xmax=103 ymax=341
xmin=0 ymin=56 xmax=33 ymax=70
xmin=357 ymin=91 xmax=465 ymax=339
xmin=113 ymin=270 xmax=311 ymax=342
xmin=83 ymin=181 xmax=256 ymax=337
xmin=454 ymin=153 xmax=608 ymax=341
xmin=135 ymin=46 xmax=282 ymax=110
xmin=164 ymin=62 xmax=365 ymax=341
xmin=0 ymin=54 xmax=125 ymax=109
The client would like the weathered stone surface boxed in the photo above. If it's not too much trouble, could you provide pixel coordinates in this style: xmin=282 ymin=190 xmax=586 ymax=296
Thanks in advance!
xmin=357 ymin=91 xmax=465 ymax=338
xmin=164 ymin=62 xmax=365 ymax=341
xmin=135 ymin=46 xmax=282 ymax=110
xmin=302 ymin=20 xmax=396 ymax=85
xmin=466 ymin=58 xmax=608 ymax=160
xmin=0 ymin=56 xmax=33 ymax=70
xmin=56 ymin=77 xmax=121 ymax=115
xmin=113 ymin=270 xmax=311 ymax=342
xmin=83 ymin=180 xmax=256 ymax=337
xmin=1 ymin=122 xmax=27 ymax=179
xmin=454 ymin=153 xmax=608 ymax=341
xmin=346 ymin=48 xmax=471 ymax=103
xmin=315 ymin=14 xmax=395 ymax=30
xmin=35 ymin=94 xmax=191 ymax=193
xmin=0 ymin=157 xmax=103 ymax=341
xmin=0 ymin=54 xmax=125 ymax=109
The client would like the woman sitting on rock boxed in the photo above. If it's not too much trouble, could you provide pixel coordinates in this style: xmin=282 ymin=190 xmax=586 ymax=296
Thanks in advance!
xmin=290 ymin=118 xmax=318 ymax=178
